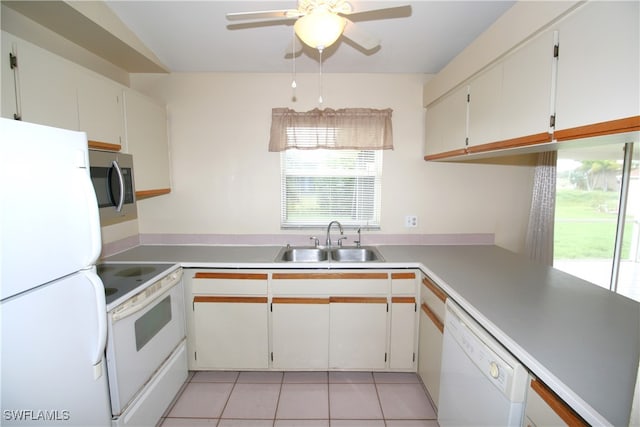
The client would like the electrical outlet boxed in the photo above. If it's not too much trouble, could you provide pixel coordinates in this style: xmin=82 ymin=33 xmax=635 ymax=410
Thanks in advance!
xmin=404 ymin=215 xmax=418 ymax=228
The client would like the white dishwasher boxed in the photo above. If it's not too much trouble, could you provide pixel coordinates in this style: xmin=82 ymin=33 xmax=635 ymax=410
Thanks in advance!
xmin=438 ymin=299 xmax=529 ymax=427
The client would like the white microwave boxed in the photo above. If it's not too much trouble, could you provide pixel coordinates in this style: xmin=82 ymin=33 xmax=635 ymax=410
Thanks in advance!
xmin=89 ymin=150 xmax=137 ymax=226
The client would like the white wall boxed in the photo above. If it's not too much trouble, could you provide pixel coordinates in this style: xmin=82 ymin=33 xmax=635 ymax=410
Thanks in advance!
xmin=130 ymin=72 xmax=534 ymax=253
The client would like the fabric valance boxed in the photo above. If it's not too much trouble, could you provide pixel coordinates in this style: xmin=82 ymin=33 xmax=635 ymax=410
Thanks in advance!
xmin=269 ymin=107 xmax=393 ymax=151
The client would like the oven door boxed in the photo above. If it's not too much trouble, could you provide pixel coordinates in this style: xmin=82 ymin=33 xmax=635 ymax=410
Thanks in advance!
xmin=106 ymin=269 xmax=185 ymax=416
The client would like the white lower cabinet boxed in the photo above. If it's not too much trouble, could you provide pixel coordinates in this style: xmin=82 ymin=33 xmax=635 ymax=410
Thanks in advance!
xmin=188 ymin=271 xmax=269 ymax=370
xmin=187 ymin=268 xmax=421 ymax=372
xmin=390 ymin=297 xmax=417 ymax=369
xmin=193 ymin=296 xmax=269 ymax=369
xmin=418 ymin=275 xmax=447 ymax=408
xmin=329 ymin=297 xmax=388 ymax=370
xmin=271 ymin=297 xmax=329 ymax=369
xmin=389 ymin=272 xmax=419 ymax=370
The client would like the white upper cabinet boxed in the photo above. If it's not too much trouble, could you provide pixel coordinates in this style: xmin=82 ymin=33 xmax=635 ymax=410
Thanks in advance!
xmin=467 ymin=65 xmax=502 ymax=147
xmin=1 ymin=32 xmax=78 ymax=131
xmin=426 ymin=27 xmax=557 ymax=158
xmin=77 ymin=73 xmax=124 ymax=146
xmin=500 ymin=29 xmax=556 ymax=142
xmin=424 ymin=84 xmax=468 ymax=158
xmin=554 ymin=1 xmax=640 ymax=133
xmin=123 ymin=89 xmax=171 ymax=193
xmin=468 ymin=28 xmax=555 ymax=148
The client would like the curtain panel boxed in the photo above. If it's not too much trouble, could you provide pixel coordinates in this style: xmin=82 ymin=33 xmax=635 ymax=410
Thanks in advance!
xmin=525 ymin=151 xmax=557 ymax=265
xmin=269 ymin=108 xmax=394 ymax=151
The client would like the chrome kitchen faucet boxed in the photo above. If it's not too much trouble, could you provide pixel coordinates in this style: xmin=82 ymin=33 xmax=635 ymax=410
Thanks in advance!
xmin=326 ymin=220 xmax=344 ymax=247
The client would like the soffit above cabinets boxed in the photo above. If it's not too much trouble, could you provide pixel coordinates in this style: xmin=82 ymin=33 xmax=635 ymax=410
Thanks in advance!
xmin=2 ymin=0 xmax=169 ymax=73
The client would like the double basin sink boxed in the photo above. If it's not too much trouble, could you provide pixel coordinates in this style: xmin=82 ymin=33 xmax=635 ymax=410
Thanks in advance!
xmin=276 ymin=246 xmax=384 ymax=263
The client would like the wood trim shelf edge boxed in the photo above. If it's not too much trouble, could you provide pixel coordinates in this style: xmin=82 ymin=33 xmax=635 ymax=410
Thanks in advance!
xmin=329 ymin=296 xmax=388 ymax=304
xmin=466 ymin=132 xmax=552 ymax=154
xmin=422 ymin=277 xmax=447 ymax=304
xmin=272 ymin=297 xmax=330 ymax=304
xmin=391 ymin=272 xmax=416 ymax=280
xmin=88 ymin=140 xmax=121 ymax=151
xmin=136 ymin=188 xmax=171 ymax=200
xmin=554 ymin=115 xmax=640 ymax=142
xmin=424 ymin=148 xmax=468 ymax=161
xmin=272 ymin=272 xmax=389 ymax=280
xmin=530 ymin=379 xmax=588 ymax=426
xmin=421 ymin=303 xmax=444 ymax=333
xmin=194 ymin=272 xmax=268 ymax=280
xmin=193 ymin=296 xmax=268 ymax=304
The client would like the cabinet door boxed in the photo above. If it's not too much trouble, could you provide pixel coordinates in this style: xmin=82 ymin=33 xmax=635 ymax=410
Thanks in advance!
xmin=1 ymin=32 xmax=78 ymax=130
xmin=271 ymin=298 xmax=330 ymax=369
xmin=418 ymin=304 xmax=443 ymax=409
xmin=555 ymin=1 xmax=640 ymax=134
xmin=468 ymin=65 xmax=503 ymax=147
xmin=123 ymin=90 xmax=171 ymax=193
xmin=424 ymin=84 xmax=469 ymax=158
xmin=500 ymin=29 xmax=555 ymax=142
xmin=329 ymin=297 xmax=388 ymax=370
xmin=193 ymin=296 xmax=269 ymax=369
xmin=389 ymin=297 xmax=417 ymax=370
xmin=418 ymin=276 xmax=446 ymax=408
xmin=77 ymin=72 xmax=124 ymax=146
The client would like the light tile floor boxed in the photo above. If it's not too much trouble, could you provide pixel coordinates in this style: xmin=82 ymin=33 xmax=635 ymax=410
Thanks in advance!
xmin=159 ymin=371 xmax=439 ymax=427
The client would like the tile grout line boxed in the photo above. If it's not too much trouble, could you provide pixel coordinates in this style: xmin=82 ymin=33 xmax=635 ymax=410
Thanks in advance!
xmin=215 ymin=371 xmax=240 ymax=427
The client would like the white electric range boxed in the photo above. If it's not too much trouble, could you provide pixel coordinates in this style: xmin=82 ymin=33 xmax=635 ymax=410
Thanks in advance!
xmin=96 ymin=263 xmax=188 ymax=426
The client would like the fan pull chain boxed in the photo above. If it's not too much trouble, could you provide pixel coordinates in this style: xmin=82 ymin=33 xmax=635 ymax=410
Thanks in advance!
xmin=318 ymin=48 xmax=324 ymax=105
xmin=291 ymin=26 xmax=297 ymax=102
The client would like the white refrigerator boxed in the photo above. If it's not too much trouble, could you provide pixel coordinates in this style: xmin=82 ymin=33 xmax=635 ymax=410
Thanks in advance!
xmin=0 ymin=118 xmax=112 ymax=426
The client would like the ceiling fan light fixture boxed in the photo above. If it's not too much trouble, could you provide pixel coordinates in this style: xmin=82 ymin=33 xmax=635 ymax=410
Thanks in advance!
xmin=294 ymin=9 xmax=346 ymax=50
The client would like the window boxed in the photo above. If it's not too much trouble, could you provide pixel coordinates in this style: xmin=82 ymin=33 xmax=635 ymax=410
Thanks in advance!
xmin=554 ymin=142 xmax=639 ymax=302
xmin=280 ymin=149 xmax=382 ymax=229
xmin=270 ymin=108 xmax=393 ymax=229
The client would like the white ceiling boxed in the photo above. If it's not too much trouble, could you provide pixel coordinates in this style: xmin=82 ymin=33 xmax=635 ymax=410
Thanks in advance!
xmin=105 ymin=1 xmax=515 ymax=74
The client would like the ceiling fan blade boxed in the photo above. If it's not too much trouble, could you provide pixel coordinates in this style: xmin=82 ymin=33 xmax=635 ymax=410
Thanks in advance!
xmin=342 ymin=20 xmax=380 ymax=51
xmin=227 ymin=19 xmax=296 ymax=30
xmin=341 ymin=5 xmax=412 ymax=22
xmin=226 ymin=9 xmax=303 ymax=21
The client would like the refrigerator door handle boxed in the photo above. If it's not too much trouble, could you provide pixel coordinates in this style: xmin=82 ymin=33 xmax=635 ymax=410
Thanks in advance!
xmin=86 ymin=271 xmax=107 ymax=371
xmin=112 ymin=160 xmax=125 ymax=212
xmin=82 ymin=161 xmax=102 ymax=264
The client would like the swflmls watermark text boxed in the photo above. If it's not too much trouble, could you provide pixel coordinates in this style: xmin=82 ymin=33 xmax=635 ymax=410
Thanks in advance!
xmin=3 ymin=409 xmax=71 ymax=422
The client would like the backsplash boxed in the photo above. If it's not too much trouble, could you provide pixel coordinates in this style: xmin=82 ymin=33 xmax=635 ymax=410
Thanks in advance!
xmin=101 ymin=233 xmax=494 ymax=258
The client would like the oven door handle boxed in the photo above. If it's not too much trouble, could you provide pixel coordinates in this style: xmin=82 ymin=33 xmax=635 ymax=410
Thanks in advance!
xmin=111 ymin=270 xmax=182 ymax=322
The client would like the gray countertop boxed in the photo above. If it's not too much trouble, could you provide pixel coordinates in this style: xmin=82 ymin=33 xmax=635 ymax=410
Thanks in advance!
xmin=105 ymin=244 xmax=640 ymax=426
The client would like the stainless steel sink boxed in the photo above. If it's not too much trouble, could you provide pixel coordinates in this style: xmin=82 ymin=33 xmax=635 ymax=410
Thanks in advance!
xmin=329 ymin=247 xmax=384 ymax=262
xmin=277 ymin=247 xmax=329 ymax=262
xmin=275 ymin=246 xmax=383 ymax=262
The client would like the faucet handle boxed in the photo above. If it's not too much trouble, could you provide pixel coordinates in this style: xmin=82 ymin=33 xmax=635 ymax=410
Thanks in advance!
xmin=337 ymin=236 xmax=348 ymax=247
xmin=309 ymin=236 xmax=320 ymax=247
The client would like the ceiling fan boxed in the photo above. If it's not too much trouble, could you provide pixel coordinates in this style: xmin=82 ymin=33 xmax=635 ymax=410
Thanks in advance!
xmin=226 ymin=0 xmax=412 ymax=52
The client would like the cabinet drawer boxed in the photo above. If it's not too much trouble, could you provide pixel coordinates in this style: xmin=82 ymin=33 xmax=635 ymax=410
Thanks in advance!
xmin=391 ymin=271 xmax=418 ymax=295
xmin=191 ymin=271 xmax=268 ymax=295
xmin=271 ymin=271 xmax=389 ymax=295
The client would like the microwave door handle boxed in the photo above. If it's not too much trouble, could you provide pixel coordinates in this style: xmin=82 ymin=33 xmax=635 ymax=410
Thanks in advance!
xmin=112 ymin=160 xmax=125 ymax=212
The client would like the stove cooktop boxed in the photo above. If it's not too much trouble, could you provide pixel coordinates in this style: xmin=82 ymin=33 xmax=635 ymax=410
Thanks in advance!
xmin=96 ymin=263 xmax=177 ymax=306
